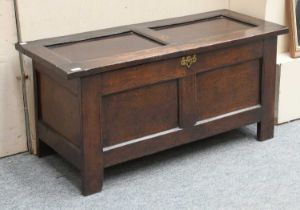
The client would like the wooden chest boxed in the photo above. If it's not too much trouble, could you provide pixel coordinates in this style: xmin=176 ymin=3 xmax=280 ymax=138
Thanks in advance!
xmin=16 ymin=10 xmax=287 ymax=195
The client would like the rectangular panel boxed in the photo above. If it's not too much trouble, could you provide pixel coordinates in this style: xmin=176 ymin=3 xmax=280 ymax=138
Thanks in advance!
xmin=153 ymin=16 xmax=254 ymax=43
xmin=193 ymin=41 xmax=263 ymax=74
xmin=103 ymin=106 xmax=261 ymax=167
xmin=196 ymin=60 xmax=260 ymax=120
xmin=38 ymin=73 xmax=81 ymax=147
xmin=38 ymin=121 xmax=81 ymax=169
xmin=48 ymin=32 xmax=162 ymax=62
xmin=34 ymin=61 xmax=80 ymax=95
xmin=102 ymin=80 xmax=178 ymax=147
xmin=101 ymin=59 xmax=187 ymax=95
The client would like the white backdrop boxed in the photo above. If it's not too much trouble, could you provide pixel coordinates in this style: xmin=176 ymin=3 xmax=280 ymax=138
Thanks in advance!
xmin=17 ymin=0 xmax=229 ymax=41
xmin=0 ymin=0 xmax=27 ymax=157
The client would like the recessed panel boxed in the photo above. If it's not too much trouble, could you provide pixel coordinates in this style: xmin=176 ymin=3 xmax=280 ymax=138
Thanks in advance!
xmin=196 ymin=60 xmax=260 ymax=120
xmin=102 ymin=80 xmax=179 ymax=147
xmin=153 ymin=16 xmax=253 ymax=43
xmin=38 ymin=73 xmax=81 ymax=147
xmin=47 ymin=32 xmax=161 ymax=62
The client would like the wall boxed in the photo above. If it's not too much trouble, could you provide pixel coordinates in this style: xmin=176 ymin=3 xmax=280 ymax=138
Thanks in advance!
xmin=229 ymin=0 xmax=267 ymax=19
xmin=0 ymin=0 xmax=27 ymax=157
xmin=17 ymin=0 xmax=229 ymax=41
xmin=276 ymin=54 xmax=300 ymax=124
xmin=229 ymin=0 xmax=288 ymax=53
xmin=265 ymin=0 xmax=288 ymax=53
xmin=266 ymin=0 xmax=300 ymax=124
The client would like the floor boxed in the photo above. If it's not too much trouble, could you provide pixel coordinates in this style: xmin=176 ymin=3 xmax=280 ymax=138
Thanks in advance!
xmin=1 ymin=121 xmax=300 ymax=210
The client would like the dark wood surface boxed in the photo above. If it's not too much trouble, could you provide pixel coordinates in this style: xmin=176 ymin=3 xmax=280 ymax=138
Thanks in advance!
xmin=101 ymin=58 xmax=187 ymax=95
xmin=20 ymin=10 xmax=288 ymax=195
xmin=257 ymin=37 xmax=277 ymax=141
xmin=80 ymin=76 xmax=103 ymax=196
xmin=197 ymin=60 xmax=260 ymax=120
xmin=49 ymin=32 xmax=162 ymax=62
xmin=103 ymin=105 xmax=262 ymax=167
xmin=102 ymin=80 xmax=178 ymax=147
xmin=38 ymin=121 xmax=81 ymax=169
xmin=38 ymin=72 xmax=81 ymax=147
xmin=153 ymin=16 xmax=252 ymax=43
xmin=192 ymin=40 xmax=263 ymax=74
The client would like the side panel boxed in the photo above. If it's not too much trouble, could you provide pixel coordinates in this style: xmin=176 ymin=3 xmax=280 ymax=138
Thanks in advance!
xmin=35 ymin=63 xmax=81 ymax=147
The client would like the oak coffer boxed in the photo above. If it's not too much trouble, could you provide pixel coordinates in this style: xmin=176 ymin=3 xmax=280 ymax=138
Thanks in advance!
xmin=16 ymin=10 xmax=288 ymax=195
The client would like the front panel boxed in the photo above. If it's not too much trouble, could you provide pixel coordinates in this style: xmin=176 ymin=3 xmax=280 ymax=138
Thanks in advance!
xmin=102 ymin=80 xmax=179 ymax=147
xmin=196 ymin=60 xmax=261 ymax=121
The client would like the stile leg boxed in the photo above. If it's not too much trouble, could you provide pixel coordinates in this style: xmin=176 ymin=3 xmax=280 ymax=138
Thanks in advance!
xmin=81 ymin=157 xmax=103 ymax=196
xmin=257 ymin=37 xmax=277 ymax=141
xmin=257 ymin=121 xmax=274 ymax=141
xmin=81 ymin=76 xmax=104 ymax=195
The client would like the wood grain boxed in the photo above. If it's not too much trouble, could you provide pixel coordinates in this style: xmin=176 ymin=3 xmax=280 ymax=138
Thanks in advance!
xmin=102 ymin=80 xmax=178 ymax=147
xmin=197 ymin=60 xmax=260 ymax=120
xmin=38 ymin=73 xmax=81 ymax=147
xmin=257 ymin=38 xmax=277 ymax=141
xmin=80 ymin=76 xmax=103 ymax=195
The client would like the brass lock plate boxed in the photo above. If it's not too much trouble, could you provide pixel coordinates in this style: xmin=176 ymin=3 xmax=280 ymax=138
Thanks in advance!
xmin=181 ymin=55 xmax=197 ymax=69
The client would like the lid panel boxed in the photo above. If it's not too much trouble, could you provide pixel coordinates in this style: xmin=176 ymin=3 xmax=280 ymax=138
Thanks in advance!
xmin=152 ymin=16 xmax=254 ymax=43
xmin=47 ymin=32 xmax=162 ymax=62
xmin=16 ymin=10 xmax=288 ymax=79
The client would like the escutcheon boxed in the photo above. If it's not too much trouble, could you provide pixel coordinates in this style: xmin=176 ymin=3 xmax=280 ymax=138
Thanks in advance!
xmin=181 ymin=55 xmax=197 ymax=69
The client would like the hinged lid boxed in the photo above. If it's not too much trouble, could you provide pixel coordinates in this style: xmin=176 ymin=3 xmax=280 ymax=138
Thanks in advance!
xmin=16 ymin=10 xmax=288 ymax=79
